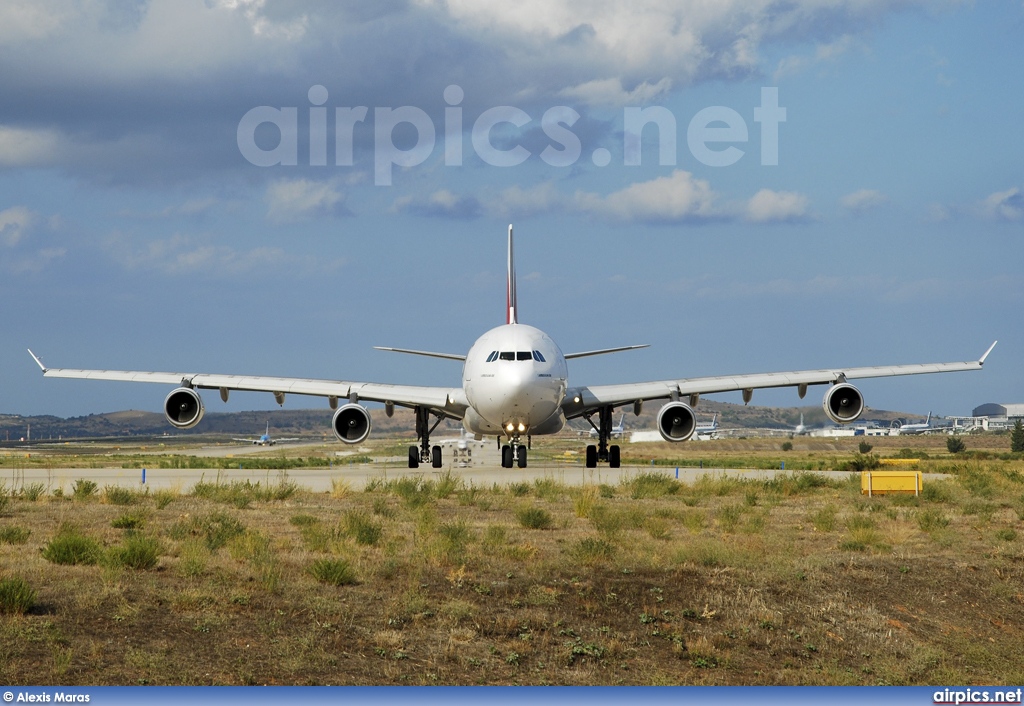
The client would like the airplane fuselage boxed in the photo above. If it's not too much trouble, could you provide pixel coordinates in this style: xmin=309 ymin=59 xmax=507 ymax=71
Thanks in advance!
xmin=461 ymin=323 xmax=568 ymax=438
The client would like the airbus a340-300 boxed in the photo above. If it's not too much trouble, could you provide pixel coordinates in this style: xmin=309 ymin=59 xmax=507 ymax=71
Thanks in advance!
xmin=30 ymin=226 xmax=995 ymax=470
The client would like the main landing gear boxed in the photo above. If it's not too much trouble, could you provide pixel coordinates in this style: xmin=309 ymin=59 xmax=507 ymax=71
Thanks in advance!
xmin=499 ymin=435 xmax=529 ymax=469
xmin=408 ymin=406 xmax=444 ymax=469
xmin=584 ymin=406 xmax=621 ymax=469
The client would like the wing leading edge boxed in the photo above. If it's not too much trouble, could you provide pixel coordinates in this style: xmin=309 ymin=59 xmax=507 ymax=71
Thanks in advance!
xmin=27 ymin=350 xmax=466 ymax=417
xmin=566 ymin=341 xmax=996 ymax=415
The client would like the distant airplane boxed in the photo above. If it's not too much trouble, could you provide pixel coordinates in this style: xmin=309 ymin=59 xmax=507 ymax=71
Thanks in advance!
xmin=28 ymin=225 xmax=996 ymax=471
xmin=589 ymin=412 xmax=626 ymax=438
xmin=891 ymin=412 xmax=933 ymax=435
xmin=694 ymin=413 xmax=719 ymax=438
xmin=793 ymin=413 xmax=808 ymax=436
xmin=233 ymin=422 xmax=298 ymax=446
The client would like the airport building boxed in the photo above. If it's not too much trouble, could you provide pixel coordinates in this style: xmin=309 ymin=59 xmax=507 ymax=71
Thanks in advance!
xmin=970 ymin=403 xmax=1024 ymax=430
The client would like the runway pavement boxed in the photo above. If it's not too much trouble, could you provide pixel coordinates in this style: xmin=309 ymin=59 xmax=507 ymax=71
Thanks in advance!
xmin=5 ymin=462 xmax=949 ymax=494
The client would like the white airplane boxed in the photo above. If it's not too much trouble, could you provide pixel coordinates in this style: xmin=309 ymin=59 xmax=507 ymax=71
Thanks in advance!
xmin=589 ymin=412 xmax=626 ymax=438
xmin=793 ymin=413 xmax=808 ymax=436
xmin=891 ymin=412 xmax=933 ymax=435
xmin=694 ymin=413 xmax=719 ymax=438
xmin=233 ymin=421 xmax=299 ymax=446
xmin=28 ymin=226 xmax=996 ymax=471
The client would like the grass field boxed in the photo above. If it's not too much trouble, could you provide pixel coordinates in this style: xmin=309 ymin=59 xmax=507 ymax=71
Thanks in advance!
xmin=1 ymin=434 xmax=1023 ymax=685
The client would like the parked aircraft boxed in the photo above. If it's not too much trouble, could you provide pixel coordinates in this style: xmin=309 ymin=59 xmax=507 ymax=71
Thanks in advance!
xmin=891 ymin=412 xmax=934 ymax=435
xmin=29 ymin=226 xmax=996 ymax=470
xmin=694 ymin=413 xmax=719 ymax=438
xmin=233 ymin=421 xmax=298 ymax=446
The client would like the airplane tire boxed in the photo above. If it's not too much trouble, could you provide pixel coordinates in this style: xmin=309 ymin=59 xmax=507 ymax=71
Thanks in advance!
xmin=609 ymin=445 xmax=620 ymax=468
xmin=517 ymin=446 xmax=528 ymax=469
xmin=431 ymin=445 xmax=442 ymax=468
xmin=408 ymin=446 xmax=419 ymax=469
xmin=501 ymin=445 xmax=513 ymax=468
xmin=585 ymin=445 xmax=598 ymax=468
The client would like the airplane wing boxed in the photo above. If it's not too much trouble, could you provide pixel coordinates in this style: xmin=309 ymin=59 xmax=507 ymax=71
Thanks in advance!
xmin=565 ymin=342 xmax=996 ymax=416
xmin=28 ymin=350 xmax=468 ymax=418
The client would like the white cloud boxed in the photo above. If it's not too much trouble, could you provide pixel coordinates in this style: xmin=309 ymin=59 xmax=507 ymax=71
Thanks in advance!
xmin=574 ymin=170 xmax=717 ymax=223
xmin=840 ymin=188 xmax=888 ymax=213
xmin=560 ymin=77 xmax=672 ymax=107
xmin=105 ymin=232 xmax=342 ymax=276
xmin=392 ymin=189 xmax=481 ymax=219
xmin=0 ymin=205 xmax=37 ymax=246
xmin=979 ymin=187 xmax=1023 ymax=221
xmin=0 ymin=126 xmax=61 ymax=167
xmin=265 ymin=178 xmax=346 ymax=223
xmin=746 ymin=189 xmax=810 ymax=223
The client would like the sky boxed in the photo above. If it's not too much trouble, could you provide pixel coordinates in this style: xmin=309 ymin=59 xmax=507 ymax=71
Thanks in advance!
xmin=1 ymin=0 xmax=1021 ymax=421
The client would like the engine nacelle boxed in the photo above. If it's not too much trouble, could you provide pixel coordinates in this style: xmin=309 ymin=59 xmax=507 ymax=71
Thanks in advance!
xmin=164 ymin=387 xmax=205 ymax=429
xmin=823 ymin=383 xmax=865 ymax=424
xmin=333 ymin=403 xmax=371 ymax=444
xmin=657 ymin=402 xmax=697 ymax=442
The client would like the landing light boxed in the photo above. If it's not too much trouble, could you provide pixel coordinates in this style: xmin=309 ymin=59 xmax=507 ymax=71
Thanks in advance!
xmin=517 ymin=423 xmax=526 ymax=432
xmin=506 ymin=423 xmax=514 ymax=432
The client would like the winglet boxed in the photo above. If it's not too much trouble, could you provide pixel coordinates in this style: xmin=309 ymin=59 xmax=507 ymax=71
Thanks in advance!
xmin=506 ymin=224 xmax=517 ymax=325
xmin=27 ymin=349 xmax=47 ymax=373
xmin=979 ymin=340 xmax=997 ymax=365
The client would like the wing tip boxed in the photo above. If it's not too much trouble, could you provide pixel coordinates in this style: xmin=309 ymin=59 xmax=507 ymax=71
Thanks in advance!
xmin=27 ymin=348 xmax=47 ymax=372
xmin=979 ymin=340 xmax=997 ymax=365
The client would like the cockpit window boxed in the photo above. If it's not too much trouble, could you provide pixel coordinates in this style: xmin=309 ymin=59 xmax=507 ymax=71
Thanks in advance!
xmin=499 ymin=351 xmax=515 ymax=361
xmin=486 ymin=351 xmax=498 ymax=362
xmin=516 ymin=351 xmax=532 ymax=361
xmin=532 ymin=350 xmax=546 ymax=362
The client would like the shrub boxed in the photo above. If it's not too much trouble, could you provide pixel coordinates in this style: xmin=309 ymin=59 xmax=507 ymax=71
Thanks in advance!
xmin=106 ymin=534 xmax=160 ymax=570
xmin=569 ymin=537 xmax=615 ymax=564
xmin=995 ymin=528 xmax=1017 ymax=542
xmin=0 ymin=526 xmax=31 ymax=544
xmin=343 ymin=511 xmax=383 ymax=546
xmin=858 ymin=441 xmax=873 ymax=454
xmin=309 ymin=558 xmax=358 ymax=586
xmin=42 ymin=526 xmax=102 ymax=565
xmin=72 ymin=479 xmax=98 ymax=500
xmin=0 ymin=577 xmax=36 ymax=614
xmin=628 ymin=473 xmax=680 ymax=499
xmin=104 ymin=485 xmax=137 ymax=506
xmin=1011 ymin=419 xmax=1024 ymax=453
xmin=781 ymin=441 xmax=793 ymax=452
xmin=842 ymin=454 xmax=881 ymax=473
xmin=152 ymin=489 xmax=176 ymax=509
xmin=111 ymin=511 xmax=146 ymax=530
xmin=516 ymin=506 xmax=553 ymax=530
xmin=21 ymin=483 xmax=46 ymax=502
xmin=809 ymin=505 xmax=837 ymax=532
xmin=916 ymin=508 xmax=950 ymax=532
xmin=946 ymin=436 xmax=967 ymax=454
xmin=0 ymin=485 xmax=8 ymax=515
xmin=169 ymin=511 xmax=245 ymax=551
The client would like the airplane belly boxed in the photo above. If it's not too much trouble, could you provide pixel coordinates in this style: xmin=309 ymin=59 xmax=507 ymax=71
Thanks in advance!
xmin=465 ymin=376 xmax=564 ymax=432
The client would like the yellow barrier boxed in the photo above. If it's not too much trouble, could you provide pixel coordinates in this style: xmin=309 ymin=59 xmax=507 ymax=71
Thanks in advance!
xmin=862 ymin=470 xmax=922 ymax=496
xmin=879 ymin=458 xmax=920 ymax=466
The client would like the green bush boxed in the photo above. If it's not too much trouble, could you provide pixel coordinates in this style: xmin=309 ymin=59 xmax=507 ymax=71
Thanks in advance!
xmin=343 ymin=511 xmax=383 ymax=546
xmin=21 ymin=483 xmax=46 ymax=502
xmin=106 ymin=534 xmax=160 ymax=570
xmin=628 ymin=472 xmax=681 ymax=499
xmin=858 ymin=441 xmax=873 ymax=454
xmin=169 ymin=511 xmax=245 ymax=551
xmin=809 ymin=505 xmax=837 ymax=532
xmin=104 ymin=485 xmax=138 ymax=505
xmin=72 ymin=479 xmax=98 ymax=500
xmin=916 ymin=508 xmax=950 ymax=532
xmin=0 ymin=577 xmax=36 ymax=614
xmin=781 ymin=441 xmax=793 ymax=452
xmin=111 ymin=511 xmax=147 ymax=530
xmin=309 ymin=558 xmax=358 ymax=586
xmin=0 ymin=526 xmax=31 ymax=544
xmin=569 ymin=537 xmax=615 ymax=564
xmin=516 ymin=506 xmax=553 ymax=530
xmin=946 ymin=436 xmax=967 ymax=454
xmin=42 ymin=526 xmax=102 ymax=565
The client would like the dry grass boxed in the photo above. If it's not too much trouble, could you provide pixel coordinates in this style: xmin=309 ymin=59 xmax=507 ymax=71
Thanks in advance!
xmin=1 ymin=453 xmax=1023 ymax=685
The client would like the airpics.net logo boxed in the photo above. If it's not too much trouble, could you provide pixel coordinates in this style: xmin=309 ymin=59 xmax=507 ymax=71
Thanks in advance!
xmin=237 ymin=85 xmax=786 ymax=186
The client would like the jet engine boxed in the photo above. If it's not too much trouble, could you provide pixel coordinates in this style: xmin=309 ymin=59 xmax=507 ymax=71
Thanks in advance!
xmin=164 ymin=387 xmax=204 ymax=429
xmin=657 ymin=402 xmax=697 ymax=442
xmin=822 ymin=383 xmax=864 ymax=424
xmin=333 ymin=403 xmax=371 ymax=444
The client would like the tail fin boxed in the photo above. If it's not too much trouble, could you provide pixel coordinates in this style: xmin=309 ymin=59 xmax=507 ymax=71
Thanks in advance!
xmin=926 ymin=411 xmax=931 ymax=424
xmin=266 ymin=421 xmax=270 ymax=436
xmin=506 ymin=224 xmax=517 ymax=324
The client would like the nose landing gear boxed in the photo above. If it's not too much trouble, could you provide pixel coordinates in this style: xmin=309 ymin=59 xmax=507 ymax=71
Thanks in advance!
xmin=499 ymin=434 xmax=530 ymax=468
xmin=584 ymin=405 xmax=621 ymax=469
